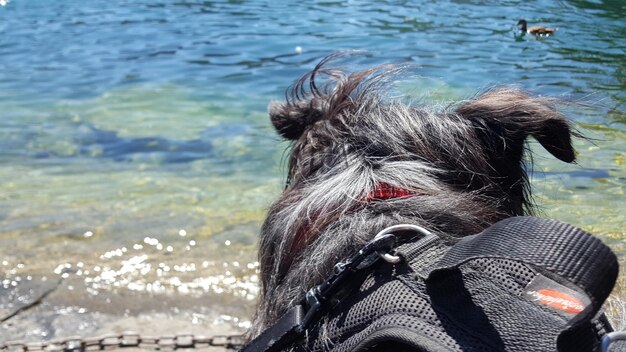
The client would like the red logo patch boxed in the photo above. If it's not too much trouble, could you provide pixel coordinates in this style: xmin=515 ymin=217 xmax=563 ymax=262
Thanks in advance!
xmin=534 ymin=289 xmax=585 ymax=314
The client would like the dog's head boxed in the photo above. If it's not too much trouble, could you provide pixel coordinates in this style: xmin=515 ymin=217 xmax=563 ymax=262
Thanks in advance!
xmin=270 ymin=64 xmax=575 ymax=212
xmin=252 ymin=57 xmax=577 ymax=335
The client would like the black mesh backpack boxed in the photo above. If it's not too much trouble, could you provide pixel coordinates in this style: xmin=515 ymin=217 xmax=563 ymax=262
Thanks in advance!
xmin=244 ymin=217 xmax=624 ymax=352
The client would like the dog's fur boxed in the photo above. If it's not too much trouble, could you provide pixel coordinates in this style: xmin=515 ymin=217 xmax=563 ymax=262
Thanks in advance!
xmin=250 ymin=55 xmax=577 ymax=339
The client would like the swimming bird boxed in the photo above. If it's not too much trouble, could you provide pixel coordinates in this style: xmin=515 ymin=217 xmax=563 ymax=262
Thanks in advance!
xmin=517 ymin=19 xmax=557 ymax=36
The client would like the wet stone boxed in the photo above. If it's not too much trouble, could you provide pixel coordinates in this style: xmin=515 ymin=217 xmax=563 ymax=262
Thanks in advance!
xmin=0 ymin=277 xmax=61 ymax=322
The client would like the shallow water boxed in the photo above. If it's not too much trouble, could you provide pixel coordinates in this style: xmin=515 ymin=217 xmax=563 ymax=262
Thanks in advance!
xmin=0 ymin=0 xmax=624 ymax=342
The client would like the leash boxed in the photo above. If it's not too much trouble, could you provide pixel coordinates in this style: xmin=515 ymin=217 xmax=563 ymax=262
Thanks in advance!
xmin=242 ymin=224 xmax=436 ymax=352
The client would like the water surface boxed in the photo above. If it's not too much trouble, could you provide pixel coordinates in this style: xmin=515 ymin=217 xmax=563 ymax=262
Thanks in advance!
xmin=0 ymin=0 xmax=624 ymax=341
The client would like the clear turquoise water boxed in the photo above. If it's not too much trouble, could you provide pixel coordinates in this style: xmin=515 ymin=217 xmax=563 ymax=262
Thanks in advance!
xmin=0 ymin=0 xmax=624 ymax=341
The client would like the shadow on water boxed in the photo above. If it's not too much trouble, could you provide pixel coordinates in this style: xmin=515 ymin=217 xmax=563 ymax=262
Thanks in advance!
xmin=13 ymin=121 xmax=256 ymax=165
xmin=39 ymin=123 xmax=214 ymax=163
xmin=532 ymin=168 xmax=612 ymax=179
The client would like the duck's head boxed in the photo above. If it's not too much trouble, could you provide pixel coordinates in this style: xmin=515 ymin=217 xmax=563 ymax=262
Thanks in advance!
xmin=517 ymin=19 xmax=528 ymax=31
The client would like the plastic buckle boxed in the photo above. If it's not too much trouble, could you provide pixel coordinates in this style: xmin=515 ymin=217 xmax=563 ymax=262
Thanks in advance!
xmin=299 ymin=234 xmax=396 ymax=330
xmin=601 ymin=331 xmax=626 ymax=352
xmin=300 ymin=288 xmax=322 ymax=330
xmin=299 ymin=224 xmax=434 ymax=331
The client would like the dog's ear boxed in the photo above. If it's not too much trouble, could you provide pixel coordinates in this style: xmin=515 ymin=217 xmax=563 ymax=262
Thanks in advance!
xmin=269 ymin=99 xmax=326 ymax=140
xmin=456 ymin=87 xmax=575 ymax=162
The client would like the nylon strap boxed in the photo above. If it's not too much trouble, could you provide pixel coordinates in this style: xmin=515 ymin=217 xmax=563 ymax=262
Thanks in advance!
xmin=240 ymin=305 xmax=303 ymax=352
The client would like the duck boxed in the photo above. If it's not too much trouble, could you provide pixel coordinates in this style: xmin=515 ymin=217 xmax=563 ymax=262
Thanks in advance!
xmin=517 ymin=19 xmax=557 ymax=36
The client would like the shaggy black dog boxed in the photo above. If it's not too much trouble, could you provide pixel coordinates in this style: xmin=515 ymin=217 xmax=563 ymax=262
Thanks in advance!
xmin=250 ymin=55 xmax=577 ymax=339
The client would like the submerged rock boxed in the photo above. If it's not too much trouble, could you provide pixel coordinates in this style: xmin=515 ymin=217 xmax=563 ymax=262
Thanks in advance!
xmin=0 ymin=276 xmax=61 ymax=323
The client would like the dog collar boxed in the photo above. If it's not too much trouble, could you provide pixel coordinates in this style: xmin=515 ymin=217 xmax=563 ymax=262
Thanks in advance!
xmin=364 ymin=183 xmax=412 ymax=201
xmin=290 ymin=183 xmax=413 ymax=256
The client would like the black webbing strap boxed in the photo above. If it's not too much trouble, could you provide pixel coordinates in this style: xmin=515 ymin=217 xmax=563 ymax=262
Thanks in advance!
xmin=241 ymin=306 xmax=303 ymax=352
xmin=243 ymin=232 xmax=408 ymax=352
xmin=426 ymin=216 xmax=619 ymax=352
